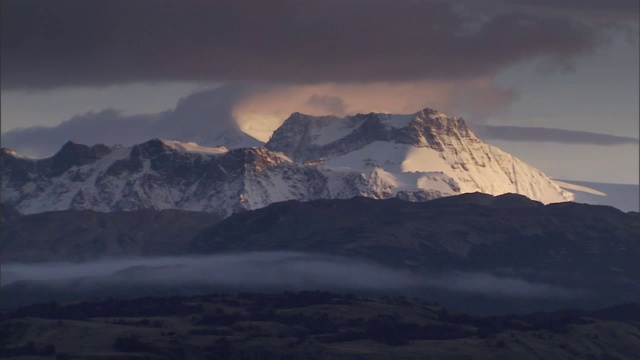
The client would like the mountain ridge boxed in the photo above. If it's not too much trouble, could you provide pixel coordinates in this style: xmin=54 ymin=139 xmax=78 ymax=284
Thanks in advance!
xmin=1 ymin=108 xmax=572 ymax=215
xmin=266 ymin=108 xmax=571 ymax=203
xmin=2 ymin=194 xmax=639 ymax=314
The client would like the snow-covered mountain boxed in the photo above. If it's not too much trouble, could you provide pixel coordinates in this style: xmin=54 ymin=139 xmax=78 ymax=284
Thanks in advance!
xmin=266 ymin=108 xmax=572 ymax=204
xmin=1 ymin=108 xmax=572 ymax=216
xmin=1 ymin=139 xmax=406 ymax=217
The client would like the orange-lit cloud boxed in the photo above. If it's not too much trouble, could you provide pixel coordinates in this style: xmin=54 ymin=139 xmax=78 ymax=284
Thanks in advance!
xmin=233 ymin=79 xmax=516 ymax=141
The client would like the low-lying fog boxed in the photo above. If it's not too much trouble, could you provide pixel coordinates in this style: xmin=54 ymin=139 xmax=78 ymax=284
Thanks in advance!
xmin=2 ymin=252 xmax=575 ymax=299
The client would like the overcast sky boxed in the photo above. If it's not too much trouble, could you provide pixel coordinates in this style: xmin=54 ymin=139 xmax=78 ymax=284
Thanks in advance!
xmin=1 ymin=0 xmax=638 ymax=184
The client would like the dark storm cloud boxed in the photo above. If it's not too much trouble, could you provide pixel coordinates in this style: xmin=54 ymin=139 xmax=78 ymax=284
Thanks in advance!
xmin=473 ymin=125 xmax=640 ymax=146
xmin=506 ymin=0 xmax=640 ymax=14
xmin=503 ymin=0 xmax=640 ymax=35
xmin=1 ymin=110 xmax=156 ymax=158
xmin=0 ymin=85 xmax=261 ymax=157
xmin=2 ymin=0 xmax=603 ymax=90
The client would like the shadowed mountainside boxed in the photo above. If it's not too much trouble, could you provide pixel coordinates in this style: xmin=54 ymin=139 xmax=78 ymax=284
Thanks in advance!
xmin=1 ymin=207 xmax=221 ymax=262
xmin=192 ymin=194 xmax=640 ymax=277
xmin=2 ymin=194 xmax=639 ymax=315
xmin=4 ymin=193 xmax=638 ymax=270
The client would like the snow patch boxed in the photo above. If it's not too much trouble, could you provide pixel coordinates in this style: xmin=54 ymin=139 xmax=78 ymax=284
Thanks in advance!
xmin=160 ymin=140 xmax=228 ymax=155
xmin=401 ymin=147 xmax=451 ymax=173
xmin=325 ymin=141 xmax=410 ymax=171
xmin=311 ymin=117 xmax=362 ymax=146
xmin=2 ymin=148 xmax=30 ymax=159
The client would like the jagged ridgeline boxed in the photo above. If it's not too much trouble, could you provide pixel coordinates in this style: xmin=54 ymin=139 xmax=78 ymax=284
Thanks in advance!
xmin=1 ymin=108 xmax=572 ymax=217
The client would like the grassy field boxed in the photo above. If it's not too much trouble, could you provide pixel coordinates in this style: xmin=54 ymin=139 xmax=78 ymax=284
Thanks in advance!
xmin=2 ymin=291 xmax=639 ymax=360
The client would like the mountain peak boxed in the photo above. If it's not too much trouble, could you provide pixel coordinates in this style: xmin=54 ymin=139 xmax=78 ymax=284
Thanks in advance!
xmin=129 ymin=138 xmax=170 ymax=158
xmin=413 ymin=108 xmax=468 ymax=129
xmin=266 ymin=108 xmax=477 ymax=161
xmin=416 ymin=107 xmax=459 ymax=121
xmin=266 ymin=109 xmax=571 ymax=204
xmin=54 ymin=140 xmax=111 ymax=154
xmin=49 ymin=141 xmax=112 ymax=176
xmin=1 ymin=147 xmax=29 ymax=159
xmin=419 ymin=107 xmax=448 ymax=117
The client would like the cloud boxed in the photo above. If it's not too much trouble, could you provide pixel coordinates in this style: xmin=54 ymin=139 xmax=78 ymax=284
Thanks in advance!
xmin=473 ymin=125 xmax=640 ymax=145
xmin=2 ymin=0 xmax=606 ymax=90
xmin=1 ymin=80 xmax=517 ymax=155
xmin=3 ymin=81 xmax=633 ymax=157
xmin=1 ymin=252 xmax=576 ymax=298
xmin=0 ymin=253 xmax=420 ymax=291
xmin=511 ymin=0 xmax=638 ymax=12
xmin=0 ymin=85 xmax=261 ymax=158
xmin=427 ymin=271 xmax=577 ymax=298
xmin=306 ymin=95 xmax=349 ymax=116
xmin=504 ymin=0 xmax=640 ymax=23
xmin=233 ymin=79 xmax=517 ymax=141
